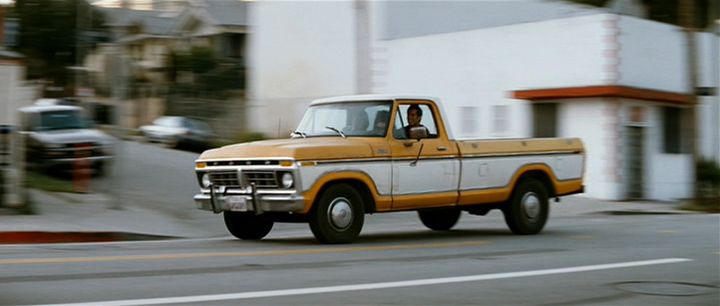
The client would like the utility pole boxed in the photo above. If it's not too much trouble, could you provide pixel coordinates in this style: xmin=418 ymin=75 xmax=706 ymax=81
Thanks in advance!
xmin=106 ymin=44 xmax=128 ymax=210
xmin=679 ymin=0 xmax=701 ymax=200
xmin=710 ymin=0 xmax=720 ymax=164
xmin=354 ymin=0 xmax=371 ymax=94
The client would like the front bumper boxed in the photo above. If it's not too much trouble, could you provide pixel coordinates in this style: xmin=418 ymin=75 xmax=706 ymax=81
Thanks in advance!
xmin=194 ymin=190 xmax=305 ymax=214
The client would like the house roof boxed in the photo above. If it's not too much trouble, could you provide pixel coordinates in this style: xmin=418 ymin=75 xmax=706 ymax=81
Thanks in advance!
xmin=311 ymin=94 xmax=441 ymax=105
xmin=383 ymin=0 xmax=607 ymax=40
xmin=201 ymin=0 xmax=249 ymax=27
xmin=101 ymin=0 xmax=249 ymax=39
xmin=100 ymin=7 xmax=181 ymax=36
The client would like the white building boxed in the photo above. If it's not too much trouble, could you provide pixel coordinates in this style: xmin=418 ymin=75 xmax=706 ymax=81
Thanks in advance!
xmin=248 ymin=0 xmax=720 ymax=201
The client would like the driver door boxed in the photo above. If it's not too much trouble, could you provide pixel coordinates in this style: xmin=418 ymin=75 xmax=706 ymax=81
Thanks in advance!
xmin=390 ymin=102 xmax=459 ymax=210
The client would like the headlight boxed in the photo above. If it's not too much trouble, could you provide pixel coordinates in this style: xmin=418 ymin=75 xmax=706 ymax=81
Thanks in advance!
xmin=281 ymin=172 xmax=294 ymax=188
xmin=46 ymin=143 xmax=63 ymax=149
xmin=201 ymin=173 xmax=211 ymax=188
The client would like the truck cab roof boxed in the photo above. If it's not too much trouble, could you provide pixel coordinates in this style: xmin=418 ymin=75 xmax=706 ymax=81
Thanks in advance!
xmin=310 ymin=94 xmax=441 ymax=105
xmin=19 ymin=104 xmax=83 ymax=114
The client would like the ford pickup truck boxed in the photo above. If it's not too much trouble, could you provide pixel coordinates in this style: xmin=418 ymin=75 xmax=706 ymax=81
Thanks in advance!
xmin=194 ymin=95 xmax=585 ymax=243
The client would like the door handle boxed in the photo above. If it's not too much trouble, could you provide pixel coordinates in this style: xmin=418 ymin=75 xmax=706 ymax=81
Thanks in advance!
xmin=437 ymin=146 xmax=447 ymax=151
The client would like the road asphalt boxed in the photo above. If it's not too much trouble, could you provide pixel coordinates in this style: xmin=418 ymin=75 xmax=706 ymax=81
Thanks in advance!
xmin=0 ymin=189 xmax=706 ymax=244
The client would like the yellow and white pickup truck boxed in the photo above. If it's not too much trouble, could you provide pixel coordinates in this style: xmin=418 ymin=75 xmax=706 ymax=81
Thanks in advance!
xmin=194 ymin=95 xmax=585 ymax=243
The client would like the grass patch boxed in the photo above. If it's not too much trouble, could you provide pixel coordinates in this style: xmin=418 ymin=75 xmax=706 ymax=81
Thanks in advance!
xmin=25 ymin=171 xmax=75 ymax=193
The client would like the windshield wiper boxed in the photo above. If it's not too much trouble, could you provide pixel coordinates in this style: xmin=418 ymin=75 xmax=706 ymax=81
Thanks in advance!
xmin=291 ymin=130 xmax=307 ymax=139
xmin=325 ymin=126 xmax=346 ymax=139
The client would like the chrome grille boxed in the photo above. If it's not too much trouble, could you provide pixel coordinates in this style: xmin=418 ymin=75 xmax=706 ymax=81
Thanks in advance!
xmin=243 ymin=171 xmax=278 ymax=188
xmin=209 ymin=171 xmax=241 ymax=187
xmin=206 ymin=160 xmax=280 ymax=167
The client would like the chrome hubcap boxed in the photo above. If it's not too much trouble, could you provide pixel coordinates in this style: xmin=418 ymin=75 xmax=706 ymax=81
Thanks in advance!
xmin=521 ymin=192 xmax=541 ymax=222
xmin=328 ymin=197 xmax=353 ymax=230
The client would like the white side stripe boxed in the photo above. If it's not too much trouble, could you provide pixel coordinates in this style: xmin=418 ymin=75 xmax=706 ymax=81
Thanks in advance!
xmin=38 ymin=258 xmax=691 ymax=306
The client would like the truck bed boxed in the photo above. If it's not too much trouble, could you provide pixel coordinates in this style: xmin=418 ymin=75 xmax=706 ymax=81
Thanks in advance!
xmin=456 ymin=138 xmax=584 ymax=157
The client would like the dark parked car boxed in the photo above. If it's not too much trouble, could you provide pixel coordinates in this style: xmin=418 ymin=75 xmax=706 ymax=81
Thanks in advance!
xmin=139 ymin=116 xmax=216 ymax=149
xmin=19 ymin=104 xmax=114 ymax=175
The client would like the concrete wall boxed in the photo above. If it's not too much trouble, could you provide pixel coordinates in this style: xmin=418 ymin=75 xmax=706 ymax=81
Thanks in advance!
xmin=619 ymin=20 xmax=719 ymax=165
xmin=696 ymin=32 xmax=720 ymax=163
xmin=377 ymin=13 xmax=699 ymax=200
xmin=639 ymin=103 xmax=693 ymax=200
xmin=378 ymin=14 xmax=611 ymax=139
xmin=617 ymin=16 xmax=688 ymax=92
xmin=557 ymin=97 xmax=694 ymax=201
xmin=247 ymin=0 xmax=358 ymax=137
xmin=559 ymin=98 xmax=624 ymax=199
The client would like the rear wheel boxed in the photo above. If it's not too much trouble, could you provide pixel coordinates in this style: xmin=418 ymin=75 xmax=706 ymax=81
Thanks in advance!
xmin=418 ymin=209 xmax=461 ymax=231
xmin=224 ymin=212 xmax=274 ymax=240
xmin=503 ymin=178 xmax=549 ymax=235
xmin=309 ymin=183 xmax=365 ymax=244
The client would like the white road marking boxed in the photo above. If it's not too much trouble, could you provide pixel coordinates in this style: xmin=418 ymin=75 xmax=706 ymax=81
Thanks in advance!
xmin=37 ymin=258 xmax=691 ymax=306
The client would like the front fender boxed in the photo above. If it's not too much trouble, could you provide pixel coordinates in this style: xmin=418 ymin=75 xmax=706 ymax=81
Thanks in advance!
xmin=300 ymin=171 xmax=391 ymax=213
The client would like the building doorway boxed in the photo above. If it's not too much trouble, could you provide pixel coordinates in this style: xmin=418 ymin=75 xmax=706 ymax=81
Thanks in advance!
xmin=626 ymin=126 xmax=644 ymax=199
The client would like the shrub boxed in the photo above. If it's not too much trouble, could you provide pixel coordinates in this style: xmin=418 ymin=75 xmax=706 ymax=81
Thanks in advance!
xmin=695 ymin=159 xmax=720 ymax=211
xmin=697 ymin=159 xmax=720 ymax=185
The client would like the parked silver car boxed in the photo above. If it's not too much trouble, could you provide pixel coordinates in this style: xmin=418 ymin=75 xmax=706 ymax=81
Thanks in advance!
xmin=19 ymin=104 xmax=114 ymax=175
xmin=140 ymin=116 xmax=216 ymax=149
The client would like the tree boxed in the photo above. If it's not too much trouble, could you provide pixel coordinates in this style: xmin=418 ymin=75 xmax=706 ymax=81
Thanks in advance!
xmin=565 ymin=0 xmax=719 ymax=29
xmin=13 ymin=0 xmax=107 ymax=88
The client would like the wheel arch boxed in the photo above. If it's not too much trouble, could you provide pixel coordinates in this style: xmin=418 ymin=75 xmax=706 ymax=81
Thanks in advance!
xmin=306 ymin=173 xmax=379 ymax=214
xmin=512 ymin=166 xmax=557 ymax=198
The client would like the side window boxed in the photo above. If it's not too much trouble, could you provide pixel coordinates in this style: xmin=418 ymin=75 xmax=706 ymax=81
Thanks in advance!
xmin=367 ymin=105 xmax=391 ymax=136
xmin=393 ymin=104 xmax=438 ymax=139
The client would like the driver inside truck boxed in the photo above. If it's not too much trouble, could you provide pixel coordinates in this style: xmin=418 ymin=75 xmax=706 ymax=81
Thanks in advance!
xmin=395 ymin=104 xmax=429 ymax=139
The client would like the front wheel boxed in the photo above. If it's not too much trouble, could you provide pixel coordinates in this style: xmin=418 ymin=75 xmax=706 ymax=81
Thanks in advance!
xmin=503 ymin=178 xmax=549 ymax=235
xmin=418 ymin=209 xmax=460 ymax=231
xmin=309 ymin=184 xmax=365 ymax=244
xmin=224 ymin=212 xmax=274 ymax=240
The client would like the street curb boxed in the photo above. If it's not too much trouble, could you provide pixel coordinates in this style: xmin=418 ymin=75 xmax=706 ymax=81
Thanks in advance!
xmin=0 ymin=231 xmax=175 ymax=244
xmin=593 ymin=209 xmax=705 ymax=216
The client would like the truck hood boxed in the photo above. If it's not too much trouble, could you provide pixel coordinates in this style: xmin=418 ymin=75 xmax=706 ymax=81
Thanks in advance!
xmin=199 ymin=138 xmax=375 ymax=161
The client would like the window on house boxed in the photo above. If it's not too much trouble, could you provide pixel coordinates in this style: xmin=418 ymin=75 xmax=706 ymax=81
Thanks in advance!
xmin=533 ymin=103 xmax=557 ymax=137
xmin=493 ymin=105 xmax=509 ymax=136
xmin=460 ymin=106 xmax=478 ymax=135
xmin=663 ymin=107 xmax=683 ymax=154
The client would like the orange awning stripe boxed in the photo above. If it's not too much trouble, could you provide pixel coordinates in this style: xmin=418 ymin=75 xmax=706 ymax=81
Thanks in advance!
xmin=512 ymin=85 xmax=692 ymax=105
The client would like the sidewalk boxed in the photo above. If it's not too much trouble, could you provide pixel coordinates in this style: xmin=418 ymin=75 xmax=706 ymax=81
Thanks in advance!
xmin=0 ymin=190 xmax=704 ymax=244
xmin=0 ymin=189 xmax=224 ymax=244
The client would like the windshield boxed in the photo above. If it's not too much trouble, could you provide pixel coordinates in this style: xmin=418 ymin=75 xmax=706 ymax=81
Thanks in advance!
xmin=295 ymin=101 xmax=392 ymax=137
xmin=36 ymin=110 xmax=87 ymax=131
xmin=154 ymin=117 xmax=184 ymax=128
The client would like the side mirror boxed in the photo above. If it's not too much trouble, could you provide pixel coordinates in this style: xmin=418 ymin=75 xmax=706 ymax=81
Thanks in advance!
xmin=408 ymin=127 xmax=428 ymax=140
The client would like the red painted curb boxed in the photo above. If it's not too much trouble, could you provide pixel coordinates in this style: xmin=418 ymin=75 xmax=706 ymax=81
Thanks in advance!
xmin=0 ymin=232 xmax=174 ymax=244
